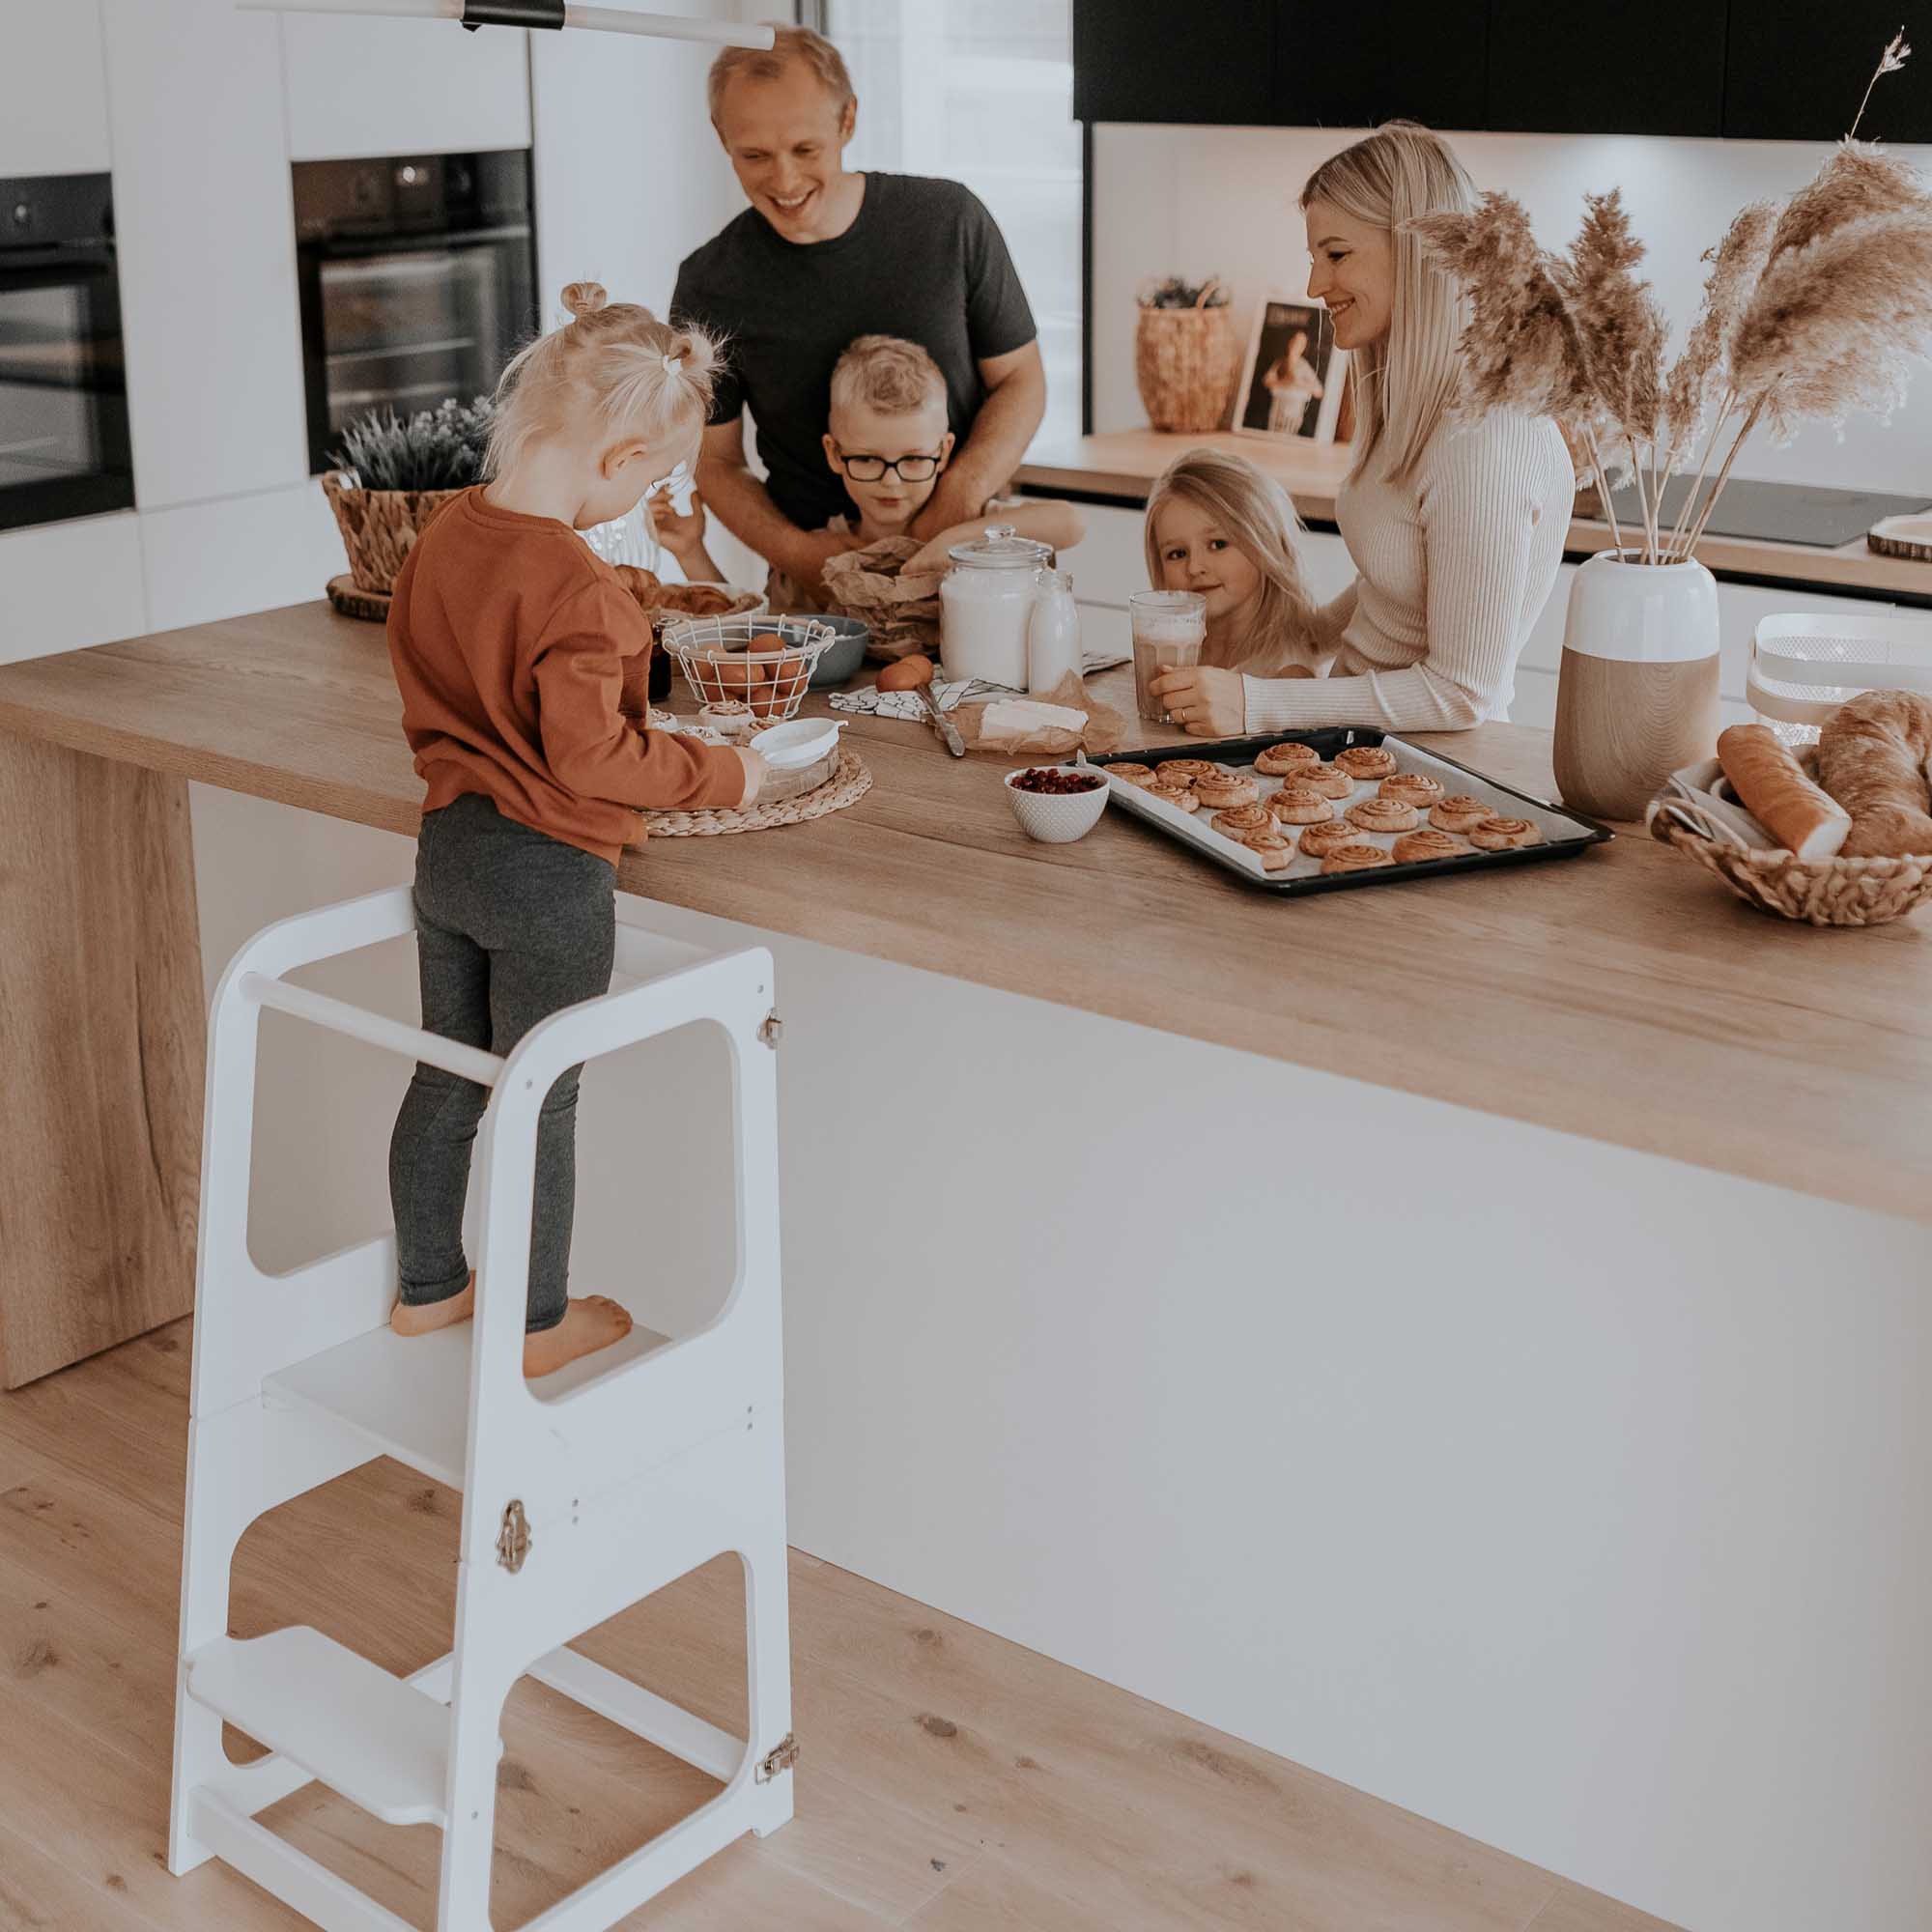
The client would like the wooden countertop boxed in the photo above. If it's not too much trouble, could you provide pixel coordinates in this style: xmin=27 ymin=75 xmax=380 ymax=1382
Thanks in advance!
xmin=1016 ymin=429 xmax=1932 ymax=603
xmin=1 ymin=600 xmax=1928 ymax=1224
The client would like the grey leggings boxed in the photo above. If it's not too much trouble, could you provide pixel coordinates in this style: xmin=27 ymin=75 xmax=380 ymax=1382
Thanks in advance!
xmin=388 ymin=792 xmax=615 ymax=1332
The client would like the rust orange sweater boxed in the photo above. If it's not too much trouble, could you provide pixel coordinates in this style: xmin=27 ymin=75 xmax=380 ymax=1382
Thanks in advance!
xmin=386 ymin=488 xmax=745 ymax=864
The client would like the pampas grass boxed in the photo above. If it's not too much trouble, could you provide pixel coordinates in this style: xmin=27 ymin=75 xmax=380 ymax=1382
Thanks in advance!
xmin=1408 ymin=33 xmax=1932 ymax=564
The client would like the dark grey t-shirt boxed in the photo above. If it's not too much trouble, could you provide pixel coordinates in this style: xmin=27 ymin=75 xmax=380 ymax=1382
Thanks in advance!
xmin=670 ymin=172 xmax=1037 ymax=532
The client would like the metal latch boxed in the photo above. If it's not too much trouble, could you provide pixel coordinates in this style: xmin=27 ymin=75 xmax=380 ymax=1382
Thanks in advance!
xmin=755 ymin=1732 xmax=800 ymax=1782
xmin=496 ymin=1499 xmax=531 ymax=1573
xmin=758 ymin=1009 xmax=783 ymax=1049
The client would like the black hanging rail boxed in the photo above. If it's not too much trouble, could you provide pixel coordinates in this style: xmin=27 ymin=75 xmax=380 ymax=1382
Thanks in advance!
xmin=237 ymin=0 xmax=773 ymax=48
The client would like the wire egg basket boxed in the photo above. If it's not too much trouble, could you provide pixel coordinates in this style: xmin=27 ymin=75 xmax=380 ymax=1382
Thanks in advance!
xmin=661 ymin=613 xmax=838 ymax=724
xmin=1748 ymin=611 xmax=1932 ymax=745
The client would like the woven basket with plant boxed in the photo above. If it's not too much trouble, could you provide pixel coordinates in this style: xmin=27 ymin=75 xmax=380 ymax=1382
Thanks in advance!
xmin=1134 ymin=276 xmax=1238 ymax=434
xmin=323 ymin=397 xmax=493 ymax=597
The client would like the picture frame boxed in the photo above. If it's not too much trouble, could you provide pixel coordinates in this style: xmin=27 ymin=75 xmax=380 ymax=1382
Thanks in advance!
xmin=1234 ymin=296 xmax=1348 ymax=444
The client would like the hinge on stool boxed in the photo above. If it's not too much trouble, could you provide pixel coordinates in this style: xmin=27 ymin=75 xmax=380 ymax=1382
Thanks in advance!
xmin=755 ymin=1732 xmax=800 ymax=1781
xmin=758 ymin=1009 xmax=783 ymax=1049
xmin=496 ymin=1499 xmax=531 ymax=1573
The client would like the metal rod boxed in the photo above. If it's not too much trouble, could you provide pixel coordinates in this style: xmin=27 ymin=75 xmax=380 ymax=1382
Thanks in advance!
xmin=236 ymin=0 xmax=773 ymax=45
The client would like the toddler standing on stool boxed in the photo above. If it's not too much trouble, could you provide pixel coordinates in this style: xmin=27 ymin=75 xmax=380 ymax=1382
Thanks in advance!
xmin=384 ymin=281 xmax=763 ymax=1378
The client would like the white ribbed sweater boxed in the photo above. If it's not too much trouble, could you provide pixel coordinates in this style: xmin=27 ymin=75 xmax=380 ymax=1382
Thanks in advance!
xmin=1244 ymin=412 xmax=1573 ymax=733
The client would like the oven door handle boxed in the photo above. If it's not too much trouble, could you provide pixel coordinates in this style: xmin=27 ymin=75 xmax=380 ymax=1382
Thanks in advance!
xmin=300 ymin=223 xmax=531 ymax=260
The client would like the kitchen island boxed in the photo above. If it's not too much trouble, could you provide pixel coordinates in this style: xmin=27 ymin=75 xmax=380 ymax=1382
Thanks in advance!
xmin=2 ymin=602 xmax=1929 ymax=1932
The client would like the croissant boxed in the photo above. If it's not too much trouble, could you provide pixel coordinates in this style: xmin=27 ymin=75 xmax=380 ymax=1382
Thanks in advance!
xmin=1815 ymin=691 xmax=1932 ymax=859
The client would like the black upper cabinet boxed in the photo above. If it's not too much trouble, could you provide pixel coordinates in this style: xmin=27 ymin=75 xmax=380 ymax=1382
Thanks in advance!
xmin=1072 ymin=1 xmax=1275 ymax=127
xmin=1724 ymin=3 xmax=1932 ymax=141
xmin=1488 ymin=0 xmax=1728 ymax=135
xmin=1274 ymin=3 xmax=1490 ymax=132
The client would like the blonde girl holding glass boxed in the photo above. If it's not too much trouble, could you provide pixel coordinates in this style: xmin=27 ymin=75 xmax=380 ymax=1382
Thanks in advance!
xmin=1151 ymin=122 xmax=1572 ymax=739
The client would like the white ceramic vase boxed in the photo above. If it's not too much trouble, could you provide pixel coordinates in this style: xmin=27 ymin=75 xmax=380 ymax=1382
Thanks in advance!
xmin=1552 ymin=549 xmax=1721 ymax=821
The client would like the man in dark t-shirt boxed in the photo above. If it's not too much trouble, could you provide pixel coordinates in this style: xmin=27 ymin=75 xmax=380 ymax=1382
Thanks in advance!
xmin=670 ymin=25 xmax=1045 ymax=595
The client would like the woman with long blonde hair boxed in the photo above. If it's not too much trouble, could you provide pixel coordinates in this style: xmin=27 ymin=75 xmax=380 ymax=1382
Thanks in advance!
xmin=1151 ymin=122 xmax=1573 ymax=737
xmin=1143 ymin=447 xmax=1319 ymax=671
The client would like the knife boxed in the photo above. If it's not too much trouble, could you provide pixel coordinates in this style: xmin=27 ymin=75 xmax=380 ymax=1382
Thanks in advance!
xmin=917 ymin=682 xmax=967 ymax=757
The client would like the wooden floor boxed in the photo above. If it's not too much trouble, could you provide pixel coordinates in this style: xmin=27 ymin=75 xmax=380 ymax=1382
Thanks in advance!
xmin=0 ymin=1321 xmax=1682 ymax=1932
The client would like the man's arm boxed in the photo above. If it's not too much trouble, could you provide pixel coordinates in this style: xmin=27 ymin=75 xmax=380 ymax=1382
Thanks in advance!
xmin=694 ymin=418 xmax=862 ymax=596
xmin=908 ymin=340 xmax=1047 ymax=539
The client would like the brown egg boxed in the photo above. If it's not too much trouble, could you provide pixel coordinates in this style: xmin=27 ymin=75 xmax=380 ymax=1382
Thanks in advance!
xmin=878 ymin=654 xmax=934 ymax=692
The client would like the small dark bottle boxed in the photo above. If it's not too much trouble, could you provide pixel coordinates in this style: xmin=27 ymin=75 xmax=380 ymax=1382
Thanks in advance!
xmin=648 ymin=643 xmax=673 ymax=706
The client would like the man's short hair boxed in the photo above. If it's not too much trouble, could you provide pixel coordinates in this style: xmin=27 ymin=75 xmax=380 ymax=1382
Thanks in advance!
xmin=829 ymin=335 xmax=948 ymax=419
xmin=708 ymin=22 xmax=854 ymax=125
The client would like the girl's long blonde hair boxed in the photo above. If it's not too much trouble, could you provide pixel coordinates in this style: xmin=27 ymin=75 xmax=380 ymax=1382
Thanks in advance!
xmin=1144 ymin=448 xmax=1313 ymax=669
xmin=485 ymin=282 xmax=723 ymax=475
xmin=1300 ymin=122 xmax=1472 ymax=486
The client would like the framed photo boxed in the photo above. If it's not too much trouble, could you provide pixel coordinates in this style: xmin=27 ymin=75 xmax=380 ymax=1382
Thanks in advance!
xmin=1235 ymin=297 xmax=1348 ymax=444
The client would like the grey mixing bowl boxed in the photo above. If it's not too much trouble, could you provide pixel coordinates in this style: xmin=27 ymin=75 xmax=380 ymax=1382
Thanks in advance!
xmin=782 ymin=613 xmax=868 ymax=688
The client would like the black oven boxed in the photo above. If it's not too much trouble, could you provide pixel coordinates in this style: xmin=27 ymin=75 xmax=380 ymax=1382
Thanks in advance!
xmin=294 ymin=150 xmax=538 ymax=475
xmin=0 ymin=173 xmax=133 ymax=533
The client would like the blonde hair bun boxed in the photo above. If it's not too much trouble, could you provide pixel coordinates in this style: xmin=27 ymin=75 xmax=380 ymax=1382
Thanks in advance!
xmin=561 ymin=281 xmax=609 ymax=320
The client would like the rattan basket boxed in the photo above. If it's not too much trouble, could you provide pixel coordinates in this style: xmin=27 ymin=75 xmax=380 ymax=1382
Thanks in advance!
xmin=1649 ymin=752 xmax=1932 ymax=927
xmin=1134 ymin=284 xmax=1238 ymax=434
xmin=321 ymin=469 xmax=463 ymax=595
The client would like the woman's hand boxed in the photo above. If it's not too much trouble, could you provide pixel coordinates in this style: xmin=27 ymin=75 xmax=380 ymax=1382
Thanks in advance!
xmin=1149 ymin=665 xmax=1246 ymax=737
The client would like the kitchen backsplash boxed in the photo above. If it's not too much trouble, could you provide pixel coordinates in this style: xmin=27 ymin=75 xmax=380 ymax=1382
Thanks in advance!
xmin=1090 ymin=122 xmax=1932 ymax=496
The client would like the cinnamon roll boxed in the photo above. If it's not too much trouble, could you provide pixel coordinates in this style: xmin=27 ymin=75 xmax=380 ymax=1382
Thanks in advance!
xmin=1293 ymin=762 xmax=1353 ymax=799
xmin=1108 ymin=763 xmax=1159 ymax=787
xmin=1320 ymin=842 xmax=1394 ymax=874
xmin=1379 ymin=771 xmax=1445 ymax=806
xmin=1154 ymin=759 xmax=1221 ymax=788
xmin=1296 ymin=818 xmax=1365 ymax=858
xmin=1390 ymin=828 xmax=1466 ymax=865
xmin=1147 ymin=783 xmax=1200 ymax=812
xmin=1468 ymin=815 xmax=1543 ymax=850
xmin=1430 ymin=794 xmax=1492 ymax=833
xmin=1336 ymin=744 xmax=1398 ymax=780
xmin=1346 ymin=796 xmax=1421 ymax=834
xmin=1235 ymin=826 xmax=1295 ymax=871
xmin=1211 ymin=803 xmax=1275 ymax=836
xmin=1255 ymin=740 xmax=1321 ymax=777
xmin=1195 ymin=772 xmax=1261 ymax=810
xmin=1268 ymin=783 xmax=1335 ymax=825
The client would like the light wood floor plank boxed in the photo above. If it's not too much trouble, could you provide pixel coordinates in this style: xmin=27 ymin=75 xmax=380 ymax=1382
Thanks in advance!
xmin=0 ymin=1321 xmax=1687 ymax=1931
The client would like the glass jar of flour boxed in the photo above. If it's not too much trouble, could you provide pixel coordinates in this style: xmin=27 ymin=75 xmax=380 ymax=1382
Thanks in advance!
xmin=939 ymin=526 xmax=1054 ymax=688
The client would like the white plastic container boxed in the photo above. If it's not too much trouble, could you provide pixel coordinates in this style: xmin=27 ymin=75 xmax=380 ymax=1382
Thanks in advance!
xmin=1027 ymin=568 xmax=1083 ymax=694
xmin=940 ymin=526 xmax=1053 ymax=688
xmin=1747 ymin=610 xmax=1932 ymax=742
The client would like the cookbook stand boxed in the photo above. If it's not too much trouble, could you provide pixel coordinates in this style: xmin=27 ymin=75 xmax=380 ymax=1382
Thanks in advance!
xmin=167 ymin=887 xmax=794 ymax=1931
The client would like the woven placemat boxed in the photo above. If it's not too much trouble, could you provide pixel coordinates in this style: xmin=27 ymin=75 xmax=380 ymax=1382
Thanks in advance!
xmin=640 ymin=744 xmax=871 ymax=838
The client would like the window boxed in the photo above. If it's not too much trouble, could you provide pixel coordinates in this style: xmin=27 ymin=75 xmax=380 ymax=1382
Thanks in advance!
xmin=820 ymin=1 xmax=1082 ymax=449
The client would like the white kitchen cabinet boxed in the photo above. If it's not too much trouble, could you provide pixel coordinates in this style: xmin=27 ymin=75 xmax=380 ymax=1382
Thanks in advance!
xmin=283 ymin=14 xmax=531 ymax=164
xmin=140 ymin=480 xmax=345 ymax=632
xmin=0 ymin=0 xmax=111 ymax=178
xmin=103 ymin=0 xmax=308 ymax=509
xmin=0 ymin=512 xmax=146 ymax=663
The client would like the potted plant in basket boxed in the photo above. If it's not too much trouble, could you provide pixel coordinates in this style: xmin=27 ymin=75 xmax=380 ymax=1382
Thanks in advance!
xmin=1409 ymin=32 xmax=1932 ymax=817
xmin=321 ymin=396 xmax=494 ymax=617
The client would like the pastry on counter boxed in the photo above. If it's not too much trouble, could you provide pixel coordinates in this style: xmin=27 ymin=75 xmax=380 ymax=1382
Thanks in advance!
xmin=1391 ymin=828 xmax=1466 ymax=864
xmin=1469 ymin=816 xmax=1543 ymax=850
xmin=1109 ymin=762 xmax=1160 ymax=787
xmin=1297 ymin=819 xmax=1366 ymax=857
xmin=1431 ymin=794 xmax=1492 ymax=832
xmin=1320 ymin=842 xmax=1393 ymax=874
xmin=1347 ymin=796 xmax=1421 ymax=834
xmin=1715 ymin=724 xmax=1851 ymax=858
xmin=1148 ymin=782 xmax=1201 ymax=811
xmin=1154 ymin=758 xmax=1221 ymax=787
xmin=1814 ymin=691 xmax=1932 ymax=858
xmin=1235 ymin=826 xmax=1295 ymax=871
xmin=1337 ymin=744 xmax=1398 ymax=780
xmin=1196 ymin=772 xmax=1261 ymax=810
xmin=1256 ymin=741 xmax=1321 ymax=777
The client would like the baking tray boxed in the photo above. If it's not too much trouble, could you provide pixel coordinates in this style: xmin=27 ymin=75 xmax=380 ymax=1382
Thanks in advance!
xmin=1085 ymin=728 xmax=1612 ymax=895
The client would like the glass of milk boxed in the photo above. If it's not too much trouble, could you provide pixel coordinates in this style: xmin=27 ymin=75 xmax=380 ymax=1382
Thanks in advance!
xmin=1128 ymin=590 xmax=1207 ymax=724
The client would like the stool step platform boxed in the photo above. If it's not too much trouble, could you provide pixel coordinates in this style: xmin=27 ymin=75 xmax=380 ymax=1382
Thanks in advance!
xmin=264 ymin=1316 xmax=673 ymax=1490
xmin=185 ymin=1629 xmax=482 ymax=1828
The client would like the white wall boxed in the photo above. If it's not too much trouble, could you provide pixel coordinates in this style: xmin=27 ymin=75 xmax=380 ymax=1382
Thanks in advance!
xmin=1091 ymin=124 xmax=1932 ymax=497
xmin=0 ymin=0 xmax=110 ymax=177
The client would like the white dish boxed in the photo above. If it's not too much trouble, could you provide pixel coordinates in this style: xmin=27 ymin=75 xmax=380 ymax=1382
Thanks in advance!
xmin=752 ymin=717 xmax=845 ymax=769
xmin=1004 ymin=765 xmax=1110 ymax=843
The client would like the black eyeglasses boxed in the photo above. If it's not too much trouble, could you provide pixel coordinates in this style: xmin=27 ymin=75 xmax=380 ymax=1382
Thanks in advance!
xmin=832 ymin=445 xmax=943 ymax=482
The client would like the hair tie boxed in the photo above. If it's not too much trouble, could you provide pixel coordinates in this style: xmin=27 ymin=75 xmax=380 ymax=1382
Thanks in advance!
xmin=663 ymin=352 xmax=682 ymax=374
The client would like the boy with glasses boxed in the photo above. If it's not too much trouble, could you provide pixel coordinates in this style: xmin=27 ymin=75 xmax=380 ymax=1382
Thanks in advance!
xmin=650 ymin=335 xmax=1080 ymax=600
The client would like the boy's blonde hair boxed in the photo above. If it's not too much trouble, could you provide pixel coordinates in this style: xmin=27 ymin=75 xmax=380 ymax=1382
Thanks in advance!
xmin=707 ymin=22 xmax=853 ymax=125
xmin=1144 ymin=447 xmax=1314 ymax=670
xmin=828 ymin=334 xmax=947 ymax=419
xmin=1299 ymin=121 xmax=1473 ymax=486
xmin=485 ymin=282 xmax=721 ymax=475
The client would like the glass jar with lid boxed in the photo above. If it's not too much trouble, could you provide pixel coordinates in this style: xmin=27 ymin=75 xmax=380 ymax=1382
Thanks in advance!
xmin=939 ymin=525 xmax=1054 ymax=688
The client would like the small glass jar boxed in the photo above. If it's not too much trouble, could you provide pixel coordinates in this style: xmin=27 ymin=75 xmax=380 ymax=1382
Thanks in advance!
xmin=940 ymin=525 xmax=1053 ymax=688
xmin=1027 ymin=568 xmax=1082 ymax=694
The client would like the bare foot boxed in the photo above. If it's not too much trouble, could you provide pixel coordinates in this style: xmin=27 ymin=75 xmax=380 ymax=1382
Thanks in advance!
xmin=391 ymin=1273 xmax=475 ymax=1337
xmin=524 ymin=1296 xmax=633 ymax=1378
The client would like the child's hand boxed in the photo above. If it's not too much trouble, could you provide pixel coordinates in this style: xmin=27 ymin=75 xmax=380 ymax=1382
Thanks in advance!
xmin=733 ymin=746 xmax=767 ymax=807
xmin=645 ymin=485 xmax=710 ymax=569
xmin=1150 ymin=664 xmax=1246 ymax=737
